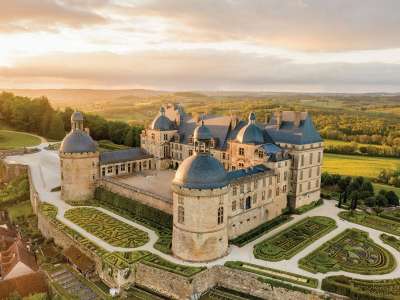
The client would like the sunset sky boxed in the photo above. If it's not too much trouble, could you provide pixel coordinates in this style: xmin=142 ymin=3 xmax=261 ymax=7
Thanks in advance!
xmin=0 ymin=0 xmax=399 ymax=92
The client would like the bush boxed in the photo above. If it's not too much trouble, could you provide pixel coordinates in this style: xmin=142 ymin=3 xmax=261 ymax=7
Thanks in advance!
xmin=229 ymin=215 xmax=293 ymax=247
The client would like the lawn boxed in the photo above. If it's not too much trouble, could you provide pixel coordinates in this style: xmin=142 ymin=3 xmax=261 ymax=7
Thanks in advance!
xmin=372 ymin=183 xmax=400 ymax=197
xmin=323 ymin=153 xmax=400 ymax=178
xmin=0 ymin=130 xmax=41 ymax=149
xmin=253 ymin=216 xmax=336 ymax=261
xmin=64 ymin=207 xmax=149 ymax=248
xmin=299 ymin=228 xmax=396 ymax=275
xmin=339 ymin=211 xmax=400 ymax=236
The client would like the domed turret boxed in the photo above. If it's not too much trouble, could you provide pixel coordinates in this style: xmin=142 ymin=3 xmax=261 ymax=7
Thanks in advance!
xmin=236 ymin=112 xmax=264 ymax=144
xmin=193 ymin=119 xmax=212 ymax=141
xmin=150 ymin=106 xmax=173 ymax=131
xmin=60 ymin=111 xmax=96 ymax=154
xmin=59 ymin=110 xmax=99 ymax=203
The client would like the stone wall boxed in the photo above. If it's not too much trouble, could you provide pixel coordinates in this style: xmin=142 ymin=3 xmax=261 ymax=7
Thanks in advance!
xmin=0 ymin=160 xmax=28 ymax=184
xmin=99 ymin=177 xmax=172 ymax=214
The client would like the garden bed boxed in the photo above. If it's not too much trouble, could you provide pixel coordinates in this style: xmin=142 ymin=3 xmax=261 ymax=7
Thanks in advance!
xmin=229 ymin=215 xmax=293 ymax=247
xmin=64 ymin=207 xmax=149 ymax=248
xmin=253 ymin=216 xmax=336 ymax=261
xmin=224 ymin=261 xmax=318 ymax=288
xmin=381 ymin=234 xmax=400 ymax=252
xmin=339 ymin=211 xmax=400 ymax=236
xmin=379 ymin=209 xmax=400 ymax=223
xmin=299 ymin=228 xmax=396 ymax=275
xmin=322 ymin=275 xmax=400 ymax=300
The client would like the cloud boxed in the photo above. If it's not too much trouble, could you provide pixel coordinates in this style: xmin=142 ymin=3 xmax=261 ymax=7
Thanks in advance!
xmin=1 ymin=50 xmax=399 ymax=92
xmin=121 ymin=0 xmax=400 ymax=51
xmin=0 ymin=0 xmax=108 ymax=33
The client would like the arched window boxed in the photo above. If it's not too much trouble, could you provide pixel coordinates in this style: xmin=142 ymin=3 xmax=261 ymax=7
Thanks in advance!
xmin=217 ymin=206 xmax=224 ymax=224
xmin=178 ymin=206 xmax=184 ymax=224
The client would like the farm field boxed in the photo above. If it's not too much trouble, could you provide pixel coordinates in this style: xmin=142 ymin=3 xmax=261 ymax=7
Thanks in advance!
xmin=253 ymin=216 xmax=336 ymax=261
xmin=0 ymin=130 xmax=41 ymax=149
xmin=299 ymin=228 xmax=396 ymax=275
xmin=323 ymin=153 xmax=400 ymax=178
xmin=64 ymin=207 xmax=149 ymax=248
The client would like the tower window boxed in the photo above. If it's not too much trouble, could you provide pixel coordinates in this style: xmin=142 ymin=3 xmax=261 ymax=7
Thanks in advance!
xmin=178 ymin=206 xmax=184 ymax=224
xmin=309 ymin=153 xmax=313 ymax=164
xmin=239 ymin=147 xmax=244 ymax=156
xmin=232 ymin=186 xmax=237 ymax=196
xmin=217 ymin=206 xmax=224 ymax=225
xmin=301 ymin=154 xmax=304 ymax=166
xmin=232 ymin=200 xmax=236 ymax=211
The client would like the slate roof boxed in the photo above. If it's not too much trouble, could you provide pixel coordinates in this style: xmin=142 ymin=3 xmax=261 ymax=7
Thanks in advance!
xmin=60 ymin=130 xmax=97 ymax=153
xmin=266 ymin=115 xmax=323 ymax=145
xmin=227 ymin=164 xmax=270 ymax=181
xmin=100 ymin=148 xmax=152 ymax=165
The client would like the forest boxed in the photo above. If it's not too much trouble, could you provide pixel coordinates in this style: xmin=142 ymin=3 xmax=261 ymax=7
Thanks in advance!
xmin=0 ymin=92 xmax=143 ymax=147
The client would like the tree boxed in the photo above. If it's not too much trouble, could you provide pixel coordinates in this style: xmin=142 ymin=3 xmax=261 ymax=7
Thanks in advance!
xmin=386 ymin=191 xmax=399 ymax=206
xmin=338 ymin=176 xmax=351 ymax=192
xmin=376 ymin=194 xmax=388 ymax=207
xmin=365 ymin=196 xmax=377 ymax=207
xmin=48 ymin=113 xmax=66 ymax=140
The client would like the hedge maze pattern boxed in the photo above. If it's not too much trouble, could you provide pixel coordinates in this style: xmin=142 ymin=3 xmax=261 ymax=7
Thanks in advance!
xmin=322 ymin=275 xmax=400 ymax=300
xmin=339 ymin=211 xmax=400 ymax=236
xmin=65 ymin=207 xmax=149 ymax=248
xmin=299 ymin=228 xmax=396 ymax=275
xmin=254 ymin=216 xmax=336 ymax=261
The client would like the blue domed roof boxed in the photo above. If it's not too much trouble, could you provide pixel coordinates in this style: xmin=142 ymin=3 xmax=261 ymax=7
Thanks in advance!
xmin=173 ymin=153 xmax=227 ymax=189
xmin=236 ymin=112 xmax=264 ymax=144
xmin=193 ymin=121 xmax=212 ymax=141
xmin=60 ymin=130 xmax=97 ymax=153
xmin=150 ymin=107 xmax=173 ymax=131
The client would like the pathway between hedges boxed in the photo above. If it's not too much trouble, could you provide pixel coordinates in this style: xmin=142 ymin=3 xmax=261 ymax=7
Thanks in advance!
xmin=6 ymin=145 xmax=400 ymax=290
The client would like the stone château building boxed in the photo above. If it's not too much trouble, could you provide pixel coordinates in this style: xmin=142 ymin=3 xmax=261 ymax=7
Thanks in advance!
xmin=59 ymin=104 xmax=323 ymax=262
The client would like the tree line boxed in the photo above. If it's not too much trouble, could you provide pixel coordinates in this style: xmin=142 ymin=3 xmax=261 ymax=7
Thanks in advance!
xmin=0 ymin=92 xmax=143 ymax=147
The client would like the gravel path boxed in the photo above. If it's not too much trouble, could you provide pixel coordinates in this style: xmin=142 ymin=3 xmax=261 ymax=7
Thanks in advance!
xmin=6 ymin=144 xmax=400 ymax=290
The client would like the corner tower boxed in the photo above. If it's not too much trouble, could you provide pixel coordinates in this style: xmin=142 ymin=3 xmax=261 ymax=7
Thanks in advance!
xmin=171 ymin=120 xmax=229 ymax=262
xmin=59 ymin=111 xmax=99 ymax=203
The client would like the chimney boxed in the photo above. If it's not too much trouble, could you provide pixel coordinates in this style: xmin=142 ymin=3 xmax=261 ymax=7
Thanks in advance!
xmin=294 ymin=112 xmax=301 ymax=127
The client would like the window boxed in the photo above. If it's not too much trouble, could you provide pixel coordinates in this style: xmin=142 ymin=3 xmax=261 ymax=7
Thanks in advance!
xmin=107 ymin=166 xmax=113 ymax=173
xmin=238 ymin=162 xmax=244 ymax=168
xmin=317 ymin=152 xmax=321 ymax=163
xmin=222 ymin=153 xmax=226 ymax=160
xmin=217 ymin=207 xmax=224 ymax=224
xmin=101 ymin=168 xmax=105 ymax=177
xmin=120 ymin=164 xmax=126 ymax=171
xmin=283 ymin=185 xmax=287 ymax=193
xmin=178 ymin=195 xmax=184 ymax=205
xmin=240 ymin=198 xmax=244 ymax=209
xmin=284 ymin=171 xmax=288 ymax=181
xmin=178 ymin=206 xmax=184 ymax=224
xmin=232 ymin=200 xmax=237 ymax=211
xmin=269 ymin=177 xmax=272 ymax=185
xmin=317 ymin=167 xmax=320 ymax=176
xmin=240 ymin=184 xmax=244 ymax=194
xmin=316 ymin=180 xmax=320 ymax=188
xmin=189 ymin=149 xmax=193 ymax=156
xmin=239 ymin=147 xmax=244 ymax=156
xmin=276 ymin=188 xmax=280 ymax=196
xmin=232 ymin=186 xmax=237 ymax=196
xmin=262 ymin=177 xmax=266 ymax=187
xmin=258 ymin=151 xmax=263 ymax=159
xmin=151 ymin=133 xmax=155 ymax=140
xmin=143 ymin=161 xmax=147 ymax=168
xmin=254 ymin=179 xmax=258 ymax=189
xmin=309 ymin=152 xmax=313 ymax=164
xmin=246 ymin=182 xmax=251 ymax=192
xmin=299 ymin=184 xmax=303 ymax=193
xmin=308 ymin=168 xmax=312 ymax=178
xmin=252 ymin=193 xmax=257 ymax=204
xmin=268 ymin=189 xmax=272 ymax=198
xmin=262 ymin=191 xmax=266 ymax=201
xmin=301 ymin=154 xmax=304 ymax=166
xmin=300 ymin=170 xmax=303 ymax=180
xmin=164 ymin=134 xmax=168 ymax=141
xmin=277 ymin=173 xmax=281 ymax=183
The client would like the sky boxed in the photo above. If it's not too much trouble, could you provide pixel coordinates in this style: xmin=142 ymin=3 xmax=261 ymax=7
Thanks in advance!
xmin=0 ymin=0 xmax=399 ymax=92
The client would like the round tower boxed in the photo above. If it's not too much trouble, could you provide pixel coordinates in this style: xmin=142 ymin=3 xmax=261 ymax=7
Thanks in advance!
xmin=171 ymin=120 xmax=229 ymax=262
xmin=59 ymin=111 xmax=99 ymax=203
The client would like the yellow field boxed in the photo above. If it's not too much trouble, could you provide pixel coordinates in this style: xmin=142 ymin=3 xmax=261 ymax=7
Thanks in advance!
xmin=322 ymin=153 xmax=400 ymax=178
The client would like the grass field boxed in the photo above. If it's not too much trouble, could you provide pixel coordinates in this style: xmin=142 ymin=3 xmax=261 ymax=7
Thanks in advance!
xmin=372 ymin=183 xmax=400 ymax=197
xmin=0 ymin=130 xmax=41 ymax=149
xmin=323 ymin=153 xmax=400 ymax=178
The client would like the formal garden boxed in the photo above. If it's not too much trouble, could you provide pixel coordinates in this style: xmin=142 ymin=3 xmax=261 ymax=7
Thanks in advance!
xmin=253 ymin=216 xmax=336 ymax=261
xmin=322 ymin=275 xmax=400 ymax=300
xmin=64 ymin=207 xmax=149 ymax=248
xmin=380 ymin=208 xmax=400 ymax=222
xmin=381 ymin=234 xmax=400 ymax=252
xmin=40 ymin=203 xmax=205 ymax=277
xmin=225 ymin=261 xmax=318 ymax=289
xmin=299 ymin=228 xmax=396 ymax=275
xmin=339 ymin=211 xmax=400 ymax=236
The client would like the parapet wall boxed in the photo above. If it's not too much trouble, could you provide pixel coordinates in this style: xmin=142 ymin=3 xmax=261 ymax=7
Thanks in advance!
xmin=99 ymin=177 xmax=172 ymax=214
